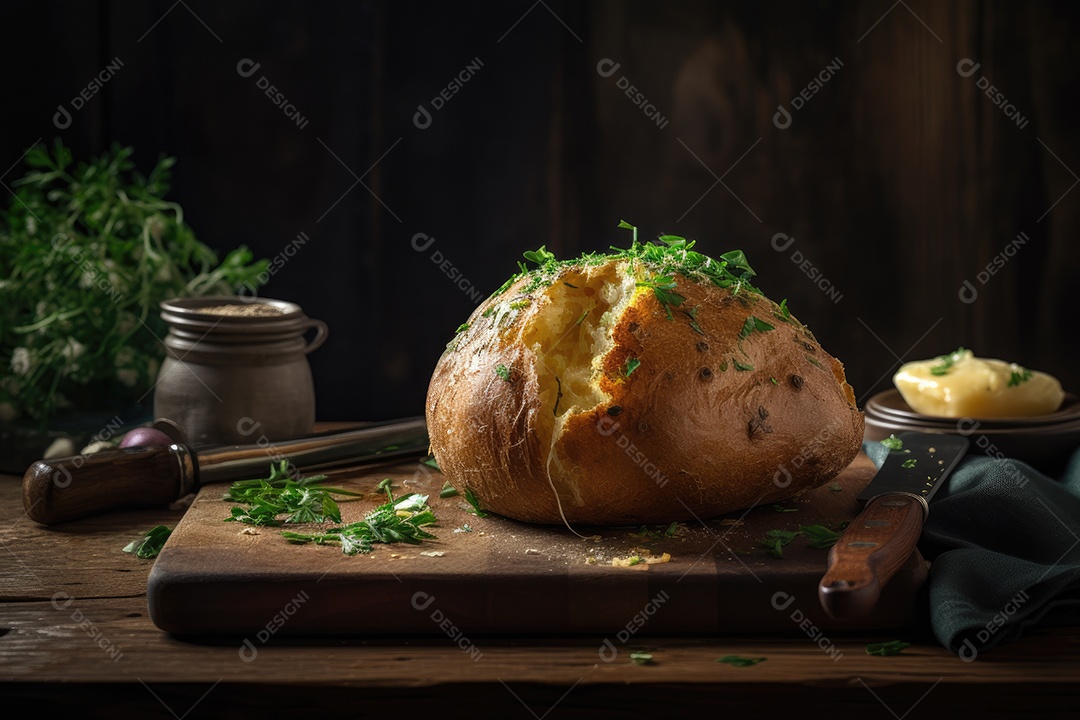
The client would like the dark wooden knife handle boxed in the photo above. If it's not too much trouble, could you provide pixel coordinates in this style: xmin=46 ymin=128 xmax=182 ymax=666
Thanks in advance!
xmin=23 ymin=445 xmax=194 ymax=525
xmin=818 ymin=493 xmax=927 ymax=620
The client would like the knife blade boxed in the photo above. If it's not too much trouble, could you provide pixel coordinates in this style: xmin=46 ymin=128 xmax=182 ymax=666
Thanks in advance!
xmin=818 ymin=431 xmax=969 ymax=619
xmin=22 ymin=417 xmax=429 ymax=525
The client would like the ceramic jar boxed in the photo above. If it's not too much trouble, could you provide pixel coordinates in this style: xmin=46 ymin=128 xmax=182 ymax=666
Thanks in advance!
xmin=153 ymin=296 xmax=328 ymax=447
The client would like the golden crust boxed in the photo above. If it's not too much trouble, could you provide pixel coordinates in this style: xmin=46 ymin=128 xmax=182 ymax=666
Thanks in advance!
xmin=426 ymin=263 xmax=863 ymax=525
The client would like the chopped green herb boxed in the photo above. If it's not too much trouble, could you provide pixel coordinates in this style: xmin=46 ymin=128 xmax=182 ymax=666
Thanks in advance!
xmin=487 ymin=220 xmax=761 ymax=307
xmin=828 ymin=482 xmax=843 ymax=492
xmin=422 ymin=455 xmax=441 ymax=471
xmin=901 ymin=458 xmax=917 ymax=469
xmin=772 ymin=505 xmax=798 ymax=513
xmin=626 ymin=556 xmax=644 ymax=566
xmin=770 ymin=377 xmax=779 ymax=386
xmin=453 ymin=523 xmax=473 ymax=533
xmin=685 ymin=305 xmax=705 ymax=335
xmin=637 ymin=274 xmax=687 ymax=319
xmin=495 ymin=364 xmax=511 ymax=381
xmin=739 ymin=315 xmax=775 ymax=340
xmin=509 ymin=299 xmax=530 ymax=310
xmin=122 ymin=525 xmax=172 ymax=559
xmin=1008 ymin=368 xmax=1032 ymax=387
xmin=522 ymin=246 xmax=556 ymax=267
xmin=775 ymin=298 xmax=791 ymax=322
xmin=719 ymin=360 xmax=728 ymax=372
xmin=376 ymin=477 xmax=395 ymax=499
xmin=866 ymin=640 xmax=911 ymax=656
xmin=482 ymin=306 xmax=497 ymax=318
xmin=576 ymin=309 xmax=589 ymax=326
xmin=563 ymin=282 xmax=578 ymax=289
xmin=455 ymin=322 xmax=470 ymax=334
xmin=629 ymin=651 xmax=654 ymax=665
xmin=464 ymin=487 xmax=488 ymax=518
xmin=881 ymin=435 xmax=904 ymax=451
xmin=223 ymin=461 xmax=363 ymax=526
xmin=439 ymin=481 xmax=459 ymax=498
xmin=281 ymin=491 xmax=437 ymax=556
xmin=624 ymin=357 xmax=641 ymax=377
xmin=799 ymin=524 xmax=844 ymax=549
xmin=930 ymin=347 xmax=967 ymax=376
xmin=762 ymin=529 xmax=800 ymax=557
xmin=807 ymin=356 xmax=823 ymax=369
xmin=716 ymin=655 xmax=767 ymax=667
xmin=733 ymin=358 xmax=754 ymax=372
xmin=664 ymin=521 xmax=681 ymax=538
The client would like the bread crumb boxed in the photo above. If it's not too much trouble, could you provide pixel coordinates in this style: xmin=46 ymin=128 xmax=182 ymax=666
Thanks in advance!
xmin=525 ymin=548 xmax=540 ymax=555
xmin=239 ymin=527 xmax=259 ymax=536
xmin=611 ymin=550 xmax=672 ymax=568
xmin=420 ymin=550 xmax=445 ymax=557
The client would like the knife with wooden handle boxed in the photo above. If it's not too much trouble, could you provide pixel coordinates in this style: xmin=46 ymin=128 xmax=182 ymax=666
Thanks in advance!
xmin=818 ymin=432 xmax=969 ymax=619
xmin=22 ymin=417 xmax=429 ymax=525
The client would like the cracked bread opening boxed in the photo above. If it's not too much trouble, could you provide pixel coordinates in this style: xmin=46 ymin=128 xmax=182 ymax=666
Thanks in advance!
xmin=520 ymin=262 xmax=638 ymax=505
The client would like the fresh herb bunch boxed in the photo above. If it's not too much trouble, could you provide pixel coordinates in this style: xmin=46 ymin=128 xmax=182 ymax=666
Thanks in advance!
xmin=281 ymin=490 xmax=438 ymax=555
xmin=0 ymin=139 xmax=267 ymax=425
xmin=224 ymin=461 xmax=363 ymax=526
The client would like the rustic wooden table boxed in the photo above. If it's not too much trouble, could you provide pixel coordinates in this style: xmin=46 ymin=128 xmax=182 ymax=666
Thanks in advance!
xmin=2 ymin=468 xmax=1078 ymax=719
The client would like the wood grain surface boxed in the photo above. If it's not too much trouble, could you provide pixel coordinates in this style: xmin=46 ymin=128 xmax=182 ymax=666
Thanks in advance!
xmin=2 ymin=466 xmax=1080 ymax=717
xmin=148 ymin=454 xmax=925 ymax=636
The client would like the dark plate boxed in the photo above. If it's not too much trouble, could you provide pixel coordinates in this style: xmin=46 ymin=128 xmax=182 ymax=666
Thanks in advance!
xmin=866 ymin=389 xmax=1080 ymax=428
xmin=864 ymin=390 xmax=1080 ymax=474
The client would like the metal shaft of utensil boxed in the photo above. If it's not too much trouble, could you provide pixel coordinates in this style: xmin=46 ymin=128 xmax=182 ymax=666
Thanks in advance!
xmin=195 ymin=417 xmax=430 ymax=486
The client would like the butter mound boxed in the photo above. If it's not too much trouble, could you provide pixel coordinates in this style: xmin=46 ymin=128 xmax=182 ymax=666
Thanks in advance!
xmin=894 ymin=348 xmax=1064 ymax=418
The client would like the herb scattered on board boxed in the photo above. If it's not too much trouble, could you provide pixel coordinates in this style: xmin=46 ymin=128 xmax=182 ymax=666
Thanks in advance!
xmin=772 ymin=505 xmax=798 ymax=513
xmin=223 ymin=461 xmax=363 ymax=526
xmin=281 ymin=491 xmax=437 ymax=556
xmin=624 ymin=357 xmax=641 ymax=377
xmin=1008 ymin=368 xmax=1032 ymax=387
xmin=629 ymin=651 xmax=654 ymax=665
xmin=455 ymin=322 xmax=470 ymax=334
xmin=716 ymin=655 xmax=767 ymax=667
xmin=422 ymin=455 xmax=441 ymax=471
xmin=439 ymin=481 xmax=459 ymax=498
xmin=463 ymin=487 xmax=488 ymax=517
xmin=880 ymin=435 xmax=904 ymax=451
xmin=901 ymin=458 xmax=917 ymax=469
xmin=760 ymin=524 xmax=848 ymax=556
xmin=122 ymin=525 xmax=172 ymax=559
xmin=866 ymin=640 xmax=911 ymax=656
xmin=495 ymin=363 xmax=511 ymax=381
xmin=930 ymin=347 xmax=967 ymax=376
xmin=828 ymin=482 xmax=843 ymax=492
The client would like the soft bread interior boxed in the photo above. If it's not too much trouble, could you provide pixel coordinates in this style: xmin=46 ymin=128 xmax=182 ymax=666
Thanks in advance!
xmin=520 ymin=262 xmax=638 ymax=503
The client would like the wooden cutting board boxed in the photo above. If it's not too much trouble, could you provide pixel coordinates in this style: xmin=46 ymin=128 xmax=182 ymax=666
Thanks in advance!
xmin=148 ymin=453 xmax=926 ymax=636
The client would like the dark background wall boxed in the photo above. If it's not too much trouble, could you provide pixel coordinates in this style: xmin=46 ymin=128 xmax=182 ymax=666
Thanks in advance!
xmin=2 ymin=0 xmax=1078 ymax=421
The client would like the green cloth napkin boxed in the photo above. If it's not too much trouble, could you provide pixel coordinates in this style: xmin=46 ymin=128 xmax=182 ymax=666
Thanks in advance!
xmin=863 ymin=441 xmax=1080 ymax=660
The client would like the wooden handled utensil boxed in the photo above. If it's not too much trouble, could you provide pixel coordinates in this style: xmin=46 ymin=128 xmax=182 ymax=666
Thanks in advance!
xmin=22 ymin=417 xmax=429 ymax=525
xmin=819 ymin=432 xmax=969 ymax=619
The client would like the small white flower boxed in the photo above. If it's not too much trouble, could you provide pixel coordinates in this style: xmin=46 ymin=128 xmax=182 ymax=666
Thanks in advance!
xmin=115 ymin=347 xmax=134 ymax=368
xmin=10 ymin=347 xmax=31 ymax=376
xmin=61 ymin=338 xmax=86 ymax=362
xmin=116 ymin=368 xmax=138 ymax=387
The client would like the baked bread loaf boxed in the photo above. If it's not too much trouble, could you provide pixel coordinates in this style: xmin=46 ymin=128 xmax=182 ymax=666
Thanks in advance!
xmin=426 ymin=225 xmax=863 ymax=525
